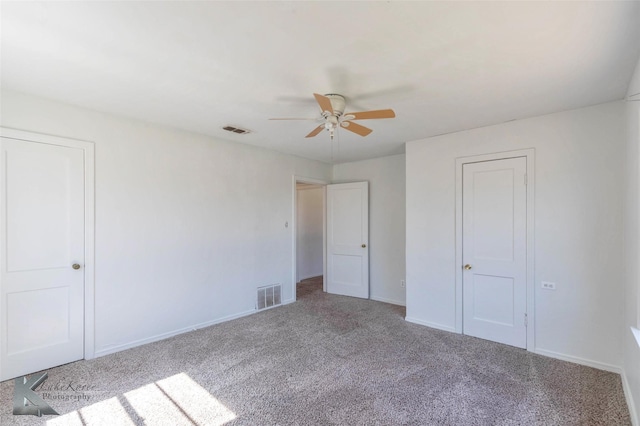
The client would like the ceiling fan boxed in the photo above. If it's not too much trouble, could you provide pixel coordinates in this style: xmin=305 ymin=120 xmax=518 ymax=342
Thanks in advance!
xmin=270 ymin=93 xmax=395 ymax=140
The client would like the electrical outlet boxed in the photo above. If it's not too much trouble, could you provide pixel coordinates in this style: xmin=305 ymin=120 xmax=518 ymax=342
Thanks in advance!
xmin=541 ymin=281 xmax=556 ymax=290
xmin=400 ymin=280 xmax=405 ymax=288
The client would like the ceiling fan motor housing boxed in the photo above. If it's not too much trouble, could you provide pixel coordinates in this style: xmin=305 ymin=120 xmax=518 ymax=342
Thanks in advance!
xmin=324 ymin=94 xmax=346 ymax=117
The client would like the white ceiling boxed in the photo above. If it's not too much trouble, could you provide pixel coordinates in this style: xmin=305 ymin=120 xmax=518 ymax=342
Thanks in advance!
xmin=2 ymin=1 xmax=640 ymax=164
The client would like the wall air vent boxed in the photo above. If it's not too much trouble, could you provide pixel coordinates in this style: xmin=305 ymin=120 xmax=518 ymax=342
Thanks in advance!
xmin=257 ymin=284 xmax=281 ymax=310
xmin=222 ymin=125 xmax=251 ymax=135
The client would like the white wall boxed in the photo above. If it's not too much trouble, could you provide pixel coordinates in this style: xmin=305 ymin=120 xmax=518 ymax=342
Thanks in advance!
xmin=624 ymin=56 xmax=640 ymax=424
xmin=333 ymin=154 xmax=406 ymax=306
xmin=0 ymin=90 xmax=332 ymax=357
xmin=296 ymin=186 xmax=323 ymax=281
xmin=406 ymin=102 xmax=625 ymax=369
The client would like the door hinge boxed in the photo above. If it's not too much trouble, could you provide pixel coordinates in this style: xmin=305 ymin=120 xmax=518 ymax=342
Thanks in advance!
xmin=524 ymin=174 xmax=528 ymax=185
xmin=524 ymin=313 xmax=528 ymax=327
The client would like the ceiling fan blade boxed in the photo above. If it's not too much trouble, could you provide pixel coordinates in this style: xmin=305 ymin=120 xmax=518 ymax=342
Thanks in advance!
xmin=305 ymin=125 xmax=325 ymax=138
xmin=269 ymin=118 xmax=318 ymax=120
xmin=313 ymin=93 xmax=334 ymax=115
xmin=341 ymin=121 xmax=372 ymax=137
xmin=347 ymin=109 xmax=396 ymax=120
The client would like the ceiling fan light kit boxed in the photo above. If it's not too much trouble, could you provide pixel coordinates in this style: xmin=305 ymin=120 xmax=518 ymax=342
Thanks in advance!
xmin=271 ymin=93 xmax=395 ymax=140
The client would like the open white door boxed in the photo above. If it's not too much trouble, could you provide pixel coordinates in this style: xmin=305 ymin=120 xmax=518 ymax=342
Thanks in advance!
xmin=326 ymin=182 xmax=369 ymax=298
xmin=1 ymin=136 xmax=85 ymax=380
xmin=462 ymin=157 xmax=527 ymax=348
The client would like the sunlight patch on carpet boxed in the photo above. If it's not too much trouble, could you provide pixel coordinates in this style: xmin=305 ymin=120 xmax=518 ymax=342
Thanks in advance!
xmin=46 ymin=373 xmax=235 ymax=426
xmin=124 ymin=373 xmax=236 ymax=425
xmin=47 ymin=397 xmax=135 ymax=425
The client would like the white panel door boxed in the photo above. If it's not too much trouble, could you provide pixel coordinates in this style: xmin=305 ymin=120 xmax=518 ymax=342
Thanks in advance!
xmin=1 ymin=137 xmax=85 ymax=380
xmin=462 ymin=157 xmax=527 ymax=348
xmin=326 ymin=182 xmax=369 ymax=298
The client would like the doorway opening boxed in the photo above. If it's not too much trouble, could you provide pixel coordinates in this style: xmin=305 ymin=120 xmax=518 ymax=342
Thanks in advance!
xmin=293 ymin=177 xmax=327 ymax=301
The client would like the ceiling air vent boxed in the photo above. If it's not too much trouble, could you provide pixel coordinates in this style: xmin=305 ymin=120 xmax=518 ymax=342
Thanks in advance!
xmin=222 ymin=125 xmax=251 ymax=135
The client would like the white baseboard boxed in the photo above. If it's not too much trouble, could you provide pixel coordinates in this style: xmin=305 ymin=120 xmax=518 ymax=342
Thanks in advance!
xmin=282 ymin=298 xmax=296 ymax=305
xmin=370 ymin=295 xmax=406 ymax=306
xmin=405 ymin=317 xmax=456 ymax=333
xmin=622 ymin=370 xmax=639 ymax=426
xmin=94 ymin=308 xmax=256 ymax=358
xmin=533 ymin=348 xmax=621 ymax=374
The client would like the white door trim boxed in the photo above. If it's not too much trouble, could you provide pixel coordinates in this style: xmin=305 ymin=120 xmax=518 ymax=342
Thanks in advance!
xmin=0 ymin=127 xmax=96 ymax=360
xmin=455 ymin=149 xmax=535 ymax=350
xmin=292 ymin=175 xmax=328 ymax=301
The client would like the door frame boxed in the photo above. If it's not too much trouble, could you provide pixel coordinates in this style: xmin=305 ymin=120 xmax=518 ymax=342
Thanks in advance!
xmin=0 ymin=127 xmax=96 ymax=361
xmin=455 ymin=149 xmax=535 ymax=350
xmin=292 ymin=176 xmax=328 ymax=301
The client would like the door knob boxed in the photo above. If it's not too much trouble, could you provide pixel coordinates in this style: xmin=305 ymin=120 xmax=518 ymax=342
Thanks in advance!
xmin=72 ymin=263 xmax=81 ymax=270
xmin=361 ymin=244 xmax=367 ymax=248
xmin=464 ymin=264 xmax=472 ymax=270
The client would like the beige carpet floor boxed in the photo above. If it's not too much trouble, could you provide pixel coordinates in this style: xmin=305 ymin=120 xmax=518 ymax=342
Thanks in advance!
xmin=0 ymin=277 xmax=630 ymax=425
